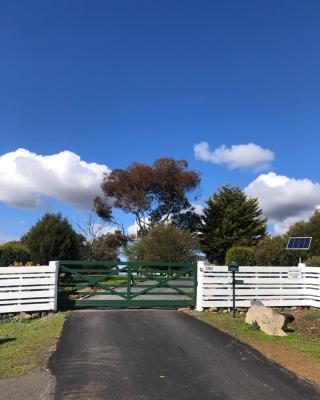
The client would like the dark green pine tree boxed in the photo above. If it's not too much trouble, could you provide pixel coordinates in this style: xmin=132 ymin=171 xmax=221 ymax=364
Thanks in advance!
xmin=200 ymin=185 xmax=267 ymax=264
xmin=21 ymin=213 xmax=84 ymax=265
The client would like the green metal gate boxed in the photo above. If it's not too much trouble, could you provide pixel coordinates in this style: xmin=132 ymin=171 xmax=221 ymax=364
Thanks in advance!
xmin=58 ymin=260 xmax=197 ymax=309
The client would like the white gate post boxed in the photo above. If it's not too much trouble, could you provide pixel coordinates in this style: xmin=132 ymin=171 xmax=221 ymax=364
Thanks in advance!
xmin=49 ymin=261 xmax=59 ymax=311
xmin=196 ymin=261 xmax=204 ymax=311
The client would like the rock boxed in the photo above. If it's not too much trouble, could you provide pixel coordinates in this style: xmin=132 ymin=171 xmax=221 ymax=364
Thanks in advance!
xmin=18 ymin=312 xmax=32 ymax=319
xmin=245 ymin=304 xmax=288 ymax=336
xmin=208 ymin=307 xmax=218 ymax=312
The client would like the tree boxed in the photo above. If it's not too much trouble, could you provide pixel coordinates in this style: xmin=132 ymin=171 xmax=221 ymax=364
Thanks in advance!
xmin=199 ymin=185 xmax=267 ymax=264
xmin=21 ymin=213 xmax=84 ymax=264
xmin=75 ymin=212 xmax=127 ymax=261
xmin=0 ymin=242 xmax=31 ymax=266
xmin=287 ymin=210 xmax=320 ymax=257
xmin=225 ymin=246 xmax=256 ymax=266
xmin=82 ymin=231 xmax=129 ymax=261
xmin=95 ymin=158 xmax=200 ymax=234
xmin=126 ymin=224 xmax=199 ymax=262
xmin=306 ymin=256 xmax=320 ymax=267
xmin=254 ymin=236 xmax=295 ymax=266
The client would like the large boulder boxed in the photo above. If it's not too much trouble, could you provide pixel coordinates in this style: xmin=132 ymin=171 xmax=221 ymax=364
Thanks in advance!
xmin=245 ymin=304 xmax=290 ymax=336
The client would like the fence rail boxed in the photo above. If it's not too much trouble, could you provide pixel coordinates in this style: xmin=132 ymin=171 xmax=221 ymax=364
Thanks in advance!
xmin=196 ymin=262 xmax=320 ymax=310
xmin=0 ymin=261 xmax=58 ymax=313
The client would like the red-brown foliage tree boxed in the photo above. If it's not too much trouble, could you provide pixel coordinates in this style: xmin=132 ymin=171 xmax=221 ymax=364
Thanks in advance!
xmin=95 ymin=158 xmax=200 ymax=234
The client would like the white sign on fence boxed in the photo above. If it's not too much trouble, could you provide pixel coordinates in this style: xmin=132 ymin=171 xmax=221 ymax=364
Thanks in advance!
xmin=287 ymin=268 xmax=303 ymax=279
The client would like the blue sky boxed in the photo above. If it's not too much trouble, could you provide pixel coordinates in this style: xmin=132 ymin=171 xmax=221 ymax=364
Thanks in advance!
xmin=1 ymin=0 xmax=320 ymax=241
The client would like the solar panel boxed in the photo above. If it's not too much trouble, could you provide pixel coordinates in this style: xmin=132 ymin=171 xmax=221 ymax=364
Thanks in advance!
xmin=286 ymin=237 xmax=312 ymax=250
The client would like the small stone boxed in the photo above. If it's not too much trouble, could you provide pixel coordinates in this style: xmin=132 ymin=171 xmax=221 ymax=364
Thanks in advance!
xmin=208 ymin=307 xmax=218 ymax=312
xmin=19 ymin=312 xmax=32 ymax=319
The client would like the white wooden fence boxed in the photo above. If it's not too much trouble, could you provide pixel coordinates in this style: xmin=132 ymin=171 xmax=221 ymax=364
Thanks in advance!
xmin=196 ymin=261 xmax=320 ymax=311
xmin=0 ymin=261 xmax=58 ymax=314
xmin=1 ymin=260 xmax=319 ymax=313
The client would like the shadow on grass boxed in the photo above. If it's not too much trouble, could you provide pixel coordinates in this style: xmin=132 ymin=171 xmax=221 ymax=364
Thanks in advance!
xmin=0 ymin=338 xmax=16 ymax=346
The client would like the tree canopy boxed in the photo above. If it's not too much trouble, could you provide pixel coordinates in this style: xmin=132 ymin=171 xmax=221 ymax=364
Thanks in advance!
xmin=199 ymin=185 xmax=267 ymax=264
xmin=255 ymin=236 xmax=295 ymax=266
xmin=0 ymin=242 xmax=31 ymax=266
xmin=21 ymin=213 xmax=84 ymax=264
xmin=82 ymin=230 xmax=128 ymax=261
xmin=126 ymin=224 xmax=199 ymax=262
xmin=287 ymin=210 xmax=320 ymax=257
xmin=95 ymin=157 xmax=201 ymax=234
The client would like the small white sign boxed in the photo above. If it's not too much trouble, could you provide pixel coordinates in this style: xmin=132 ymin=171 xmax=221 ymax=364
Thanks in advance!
xmin=204 ymin=266 xmax=215 ymax=272
xmin=288 ymin=269 xmax=302 ymax=279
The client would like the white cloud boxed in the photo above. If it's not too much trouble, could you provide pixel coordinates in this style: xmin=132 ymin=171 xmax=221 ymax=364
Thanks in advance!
xmin=0 ymin=148 xmax=110 ymax=209
xmin=194 ymin=142 xmax=274 ymax=171
xmin=191 ymin=204 xmax=203 ymax=215
xmin=245 ymin=172 xmax=320 ymax=235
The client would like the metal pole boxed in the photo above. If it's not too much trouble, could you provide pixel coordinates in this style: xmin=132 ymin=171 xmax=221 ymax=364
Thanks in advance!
xmin=232 ymin=271 xmax=236 ymax=318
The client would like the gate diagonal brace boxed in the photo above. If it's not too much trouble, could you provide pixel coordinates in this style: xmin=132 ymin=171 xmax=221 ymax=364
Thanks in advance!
xmin=129 ymin=269 xmax=193 ymax=299
xmin=60 ymin=265 xmax=128 ymax=300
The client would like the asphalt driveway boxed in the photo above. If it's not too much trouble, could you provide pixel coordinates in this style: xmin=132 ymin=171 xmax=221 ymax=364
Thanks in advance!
xmin=49 ymin=310 xmax=320 ymax=400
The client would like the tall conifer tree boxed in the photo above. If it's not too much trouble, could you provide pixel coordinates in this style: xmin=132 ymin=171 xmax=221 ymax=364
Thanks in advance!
xmin=200 ymin=185 xmax=267 ymax=264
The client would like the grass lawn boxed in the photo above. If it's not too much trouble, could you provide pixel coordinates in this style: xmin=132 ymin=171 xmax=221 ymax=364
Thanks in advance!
xmin=192 ymin=308 xmax=320 ymax=384
xmin=0 ymin=313 xmax=66 ymax=379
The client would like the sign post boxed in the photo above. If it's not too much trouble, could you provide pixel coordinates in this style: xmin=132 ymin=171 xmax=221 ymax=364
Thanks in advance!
xmin=228 ymin=261 xmax=240 ymax=318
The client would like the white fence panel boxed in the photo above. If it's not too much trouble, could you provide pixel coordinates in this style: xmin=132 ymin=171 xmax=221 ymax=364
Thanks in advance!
xmin=0 ymin=261 xmax=59 ymax=314
xmin=196 ymin=262 xmax=320 ymax=310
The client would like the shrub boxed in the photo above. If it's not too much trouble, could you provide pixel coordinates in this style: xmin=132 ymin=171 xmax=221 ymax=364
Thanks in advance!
xmin=306 ymin=256 xmax=320 ymax=267
xmin=225 ymin=246 xmax=256 ymax=266
xmin=255 ymin=236 xmax=297 ymax=266
xmin=126 ymin=223 xmax=199 ymax=262
xmin=0 ymin=243 xmax=31 ymax=266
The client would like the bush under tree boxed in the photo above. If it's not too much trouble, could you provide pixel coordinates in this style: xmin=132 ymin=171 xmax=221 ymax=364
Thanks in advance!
xmin=0 ymin=242 xmax=31 ymax=266
xmin=126 ymin=224 xmax=199 ymax=262
xmin=225 ymin=246 xmax=256 ymax=266
xmin=254 ymin=236 xmax=297 ymax=266
xmin=199 ymin=185 xmax=267 ymax=264
xmin=21 ymin=213 xmax=84 ymax=264
xmin=305 ymin=256 xmax=320 ymax=267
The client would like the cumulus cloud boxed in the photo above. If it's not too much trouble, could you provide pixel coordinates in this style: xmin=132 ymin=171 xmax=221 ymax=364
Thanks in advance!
xmin=245 ymin=172 xmax=320 ymax=235
xmin=0 ymin=148 xmax=110 ymax=209
xmin=194 ymin=142 xmax=274 ymax=171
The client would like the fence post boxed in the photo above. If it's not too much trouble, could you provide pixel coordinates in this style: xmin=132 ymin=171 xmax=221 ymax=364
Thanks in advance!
xmin=49 ymin=261 xmax=59 ymax=311
xmin=196 ymin=261 xmax=204 ymax=311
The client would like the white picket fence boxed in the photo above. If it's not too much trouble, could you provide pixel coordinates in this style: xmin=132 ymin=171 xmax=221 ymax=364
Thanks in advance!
xmin=196 ymin=262 xmax=320 ymax=310
xmin=0 ymin=261 xmax=59 ymax=314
